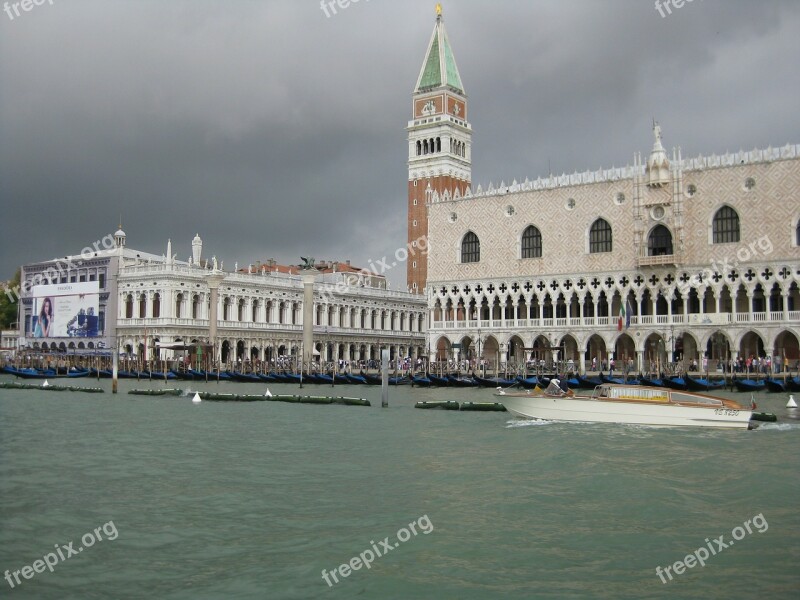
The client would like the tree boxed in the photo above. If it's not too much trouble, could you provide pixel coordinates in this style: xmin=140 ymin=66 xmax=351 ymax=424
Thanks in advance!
xmin=0 ymin=269 xmax=21 ymax=329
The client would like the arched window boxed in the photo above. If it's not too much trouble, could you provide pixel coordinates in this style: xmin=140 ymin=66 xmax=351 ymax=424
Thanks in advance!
xmin=192 ymin=295 xmax=200 ymax=319
xmin=436 ymin=137 xmax=441 ymax=152
xmin=796 ymin=219 xmax=800 ymax=246
xmin=461 ymin=232 xmax=480 ymax=263
xmin=125 ymin=294 xmax=133 ymax=319
xmin=175 ymin=293 xmax=183 ymax=319
xmin=521 ymin=225 xmax=542 ymax=259
xmin=712 ymin=206 xmax=740 ymax=244
xmin=589 ymin=218 xmax=612 ymax=253
xmin=152 ymin=293 xmax=160 ymax=318
xmin=648 ymin=225 xmax=673 ymax=256
xmin=138 ymin=294 xmax=146 ymax=318
xmin=416 ymin=141 xmax=421 ymax=156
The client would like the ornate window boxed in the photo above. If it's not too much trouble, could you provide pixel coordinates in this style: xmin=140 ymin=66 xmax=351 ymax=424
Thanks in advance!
xmin=712 ymin=206 xmax=740 ymax=244
xmin=648 ymin=225 xmax=673 ymax=256
xmin=521 ymin=225 xmax=543 ymax=259
xmin=461 ymin=232 xmax=480 ymax=263
xmin=152 ymin=293 xmax=161 ymax=318
xmin=589 ymin=218 xmax=613 ymax=253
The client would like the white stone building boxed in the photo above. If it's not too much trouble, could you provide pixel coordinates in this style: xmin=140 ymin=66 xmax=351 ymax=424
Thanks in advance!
xmin=16 ymin=229 xmax=427 ymax=365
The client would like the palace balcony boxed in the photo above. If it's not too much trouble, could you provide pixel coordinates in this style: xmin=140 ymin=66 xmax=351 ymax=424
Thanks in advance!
xmin=431 ymin=310 xmax=800 ymax=331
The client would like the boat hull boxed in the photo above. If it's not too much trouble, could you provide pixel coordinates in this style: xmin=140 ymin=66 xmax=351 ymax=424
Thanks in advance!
xmin=498 ymin=395 xmax=752 ymax=429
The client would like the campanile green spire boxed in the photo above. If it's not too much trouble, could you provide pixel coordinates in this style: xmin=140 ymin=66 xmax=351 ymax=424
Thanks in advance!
xmin=414 ymin=4 xmax=464 ymax=94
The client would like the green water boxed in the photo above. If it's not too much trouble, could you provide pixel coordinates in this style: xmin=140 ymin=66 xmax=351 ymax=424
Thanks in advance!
xmin=1 ymin=378 xmax=798 ymax=599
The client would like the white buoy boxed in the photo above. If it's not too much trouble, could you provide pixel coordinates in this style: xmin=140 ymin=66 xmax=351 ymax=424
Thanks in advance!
xmin=192 ymin=392 xmax=202 ymax=404
xmin=265 ymin=388 xmax=272 ymax=397
xmin=787 ymin=395 xmax=797 ymax=409
xmin=42 ymin=380 xmax=50 ymax=387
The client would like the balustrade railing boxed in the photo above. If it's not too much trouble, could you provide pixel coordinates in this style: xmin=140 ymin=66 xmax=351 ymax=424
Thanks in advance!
xmin=430 ymin=310 xmax=799 ymax=330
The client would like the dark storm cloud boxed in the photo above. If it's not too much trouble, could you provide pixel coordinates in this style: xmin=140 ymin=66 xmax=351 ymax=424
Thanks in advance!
xmin=1 ymin=0 xmax=798 ymax=289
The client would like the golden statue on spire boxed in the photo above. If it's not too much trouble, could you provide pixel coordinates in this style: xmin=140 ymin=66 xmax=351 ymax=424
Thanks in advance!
xmin=436 ymin=3 xmax=442 ymax=17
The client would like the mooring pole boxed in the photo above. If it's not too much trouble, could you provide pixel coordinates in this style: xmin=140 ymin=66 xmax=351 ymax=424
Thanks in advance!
xmin=381 ymin=349 xmax=389 ymax=408
xmin=112 ymin=344 xmax=118 ymax=394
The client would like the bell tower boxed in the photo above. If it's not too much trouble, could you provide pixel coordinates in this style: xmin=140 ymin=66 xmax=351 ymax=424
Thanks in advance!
xmin=407 ymin=4 xmax=471 ymax=293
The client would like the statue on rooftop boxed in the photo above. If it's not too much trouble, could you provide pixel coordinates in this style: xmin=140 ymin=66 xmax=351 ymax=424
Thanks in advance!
xmin=300 ymin=257 xmax=316 ymax=270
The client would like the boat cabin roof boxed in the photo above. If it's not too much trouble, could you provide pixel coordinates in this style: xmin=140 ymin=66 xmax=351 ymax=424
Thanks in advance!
xmin=591 ymin=384 xmax=726 ymax=407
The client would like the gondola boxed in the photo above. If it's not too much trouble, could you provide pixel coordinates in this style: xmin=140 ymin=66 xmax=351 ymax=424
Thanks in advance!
xmin=447 ymin=375 xmax=477 ymax=387
xmin=472 ymin=374 xmax=517 ymax=388
xmin=229 ymin=371 xmax=262 ymax=383
xmin=144 ymin=370 xmax=177 ymax=380
xmin=733 ymin=378 xmax=766 ymax=393
xmin=3 ymin=366 xmax=50 ymax=379
xmin=787 ymin=377 xmax=800 ymax=393
xmin=576 ymin=374 xmax=602 ymax=389
xmin=65 ymin=368 xmax=91 ymax=378
xmin=685 ymin=374 xmax=726 ymax=392
xmin=345 ymin=373 xmax=368 ymax=385
xmin=638 ymin=375 xmax=664 ymax=387
xmin=516 ymin=376 xmax=540 ymax=389
xmin=764 ymin=378 xmax=787 ymax=393
xmin=411 ymin=375 xmax=433 ymax=387
xmin=427 ymin=374 xmax=451 ymax=387
xmin=661 ymin=376 xmax=688 ymax=391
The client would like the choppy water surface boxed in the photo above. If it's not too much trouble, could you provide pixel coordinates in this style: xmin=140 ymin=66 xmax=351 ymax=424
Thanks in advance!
xmin=1 ymin=377 xmax=798 ymax=599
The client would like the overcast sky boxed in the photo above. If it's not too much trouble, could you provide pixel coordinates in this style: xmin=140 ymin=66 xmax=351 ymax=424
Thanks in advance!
xmin=1 ymin=0 xmax=798 ymax=289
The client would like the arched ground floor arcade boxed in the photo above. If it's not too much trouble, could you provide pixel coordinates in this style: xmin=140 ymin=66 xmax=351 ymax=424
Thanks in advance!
xmin=428 ymin=325 xmax=800 ymax=374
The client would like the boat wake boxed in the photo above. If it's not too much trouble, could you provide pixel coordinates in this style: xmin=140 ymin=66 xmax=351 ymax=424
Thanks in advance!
xmin=753 ymin=422 xmax=800 ymax=432
xmin=505 ymin=418 xmax=555 ymax=429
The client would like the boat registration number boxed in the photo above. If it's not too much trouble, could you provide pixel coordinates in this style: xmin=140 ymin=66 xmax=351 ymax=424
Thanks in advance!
xmin=714 ymin=409 xmax=739 ymax=416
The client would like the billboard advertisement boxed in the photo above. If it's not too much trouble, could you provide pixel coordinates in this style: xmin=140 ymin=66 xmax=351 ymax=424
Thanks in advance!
xmin=31 ymin=282 xmax=100 ymax=338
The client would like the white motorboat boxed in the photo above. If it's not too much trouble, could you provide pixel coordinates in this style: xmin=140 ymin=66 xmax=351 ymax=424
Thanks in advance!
xmin=497 ymin=381 xmax=753 ymax=429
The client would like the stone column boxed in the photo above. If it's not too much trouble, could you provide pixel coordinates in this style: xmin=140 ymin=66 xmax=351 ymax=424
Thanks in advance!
xmin=207 ymin=271 xmax=226 ymax=365
xmin=302 ymin=269 xmax=319 ymax=368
